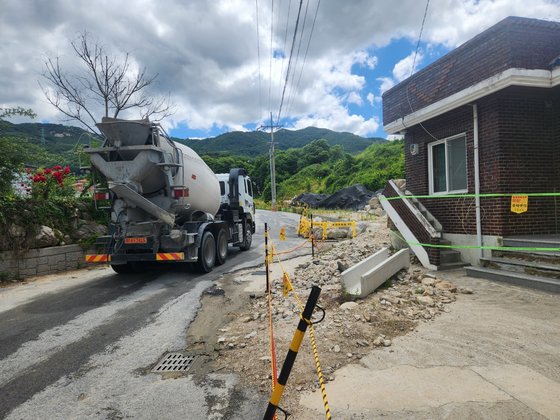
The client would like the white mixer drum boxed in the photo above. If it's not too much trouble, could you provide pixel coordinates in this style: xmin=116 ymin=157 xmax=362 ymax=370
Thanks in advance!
xmin=173 ymin=142 xmax=221 ymax=217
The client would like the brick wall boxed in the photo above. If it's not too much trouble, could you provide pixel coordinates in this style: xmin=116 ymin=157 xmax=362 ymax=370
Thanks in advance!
xmin=0 ymin=245 xmax=89 ymax=281
xmin=403 ymin=85 xmax=560 ymax=237
xmin=383 ymin=17 xmax=560 ymax=125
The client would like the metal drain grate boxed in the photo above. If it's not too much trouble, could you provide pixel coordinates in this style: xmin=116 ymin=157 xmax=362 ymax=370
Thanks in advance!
xmin=151 ymin=352 xmax=197 ymax=373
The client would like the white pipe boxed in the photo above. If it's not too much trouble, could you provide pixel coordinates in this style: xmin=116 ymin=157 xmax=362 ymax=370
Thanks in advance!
xmin=473 ymin=104 xmax=483 ymax=260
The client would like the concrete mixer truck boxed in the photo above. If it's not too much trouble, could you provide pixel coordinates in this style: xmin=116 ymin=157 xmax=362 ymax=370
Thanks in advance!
xmin=84 ymin=117 xmax=255 ymax=274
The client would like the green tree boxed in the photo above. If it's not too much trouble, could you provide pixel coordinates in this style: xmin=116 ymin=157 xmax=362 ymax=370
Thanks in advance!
xmin=0 ymin=107 xmax=37 ymax=195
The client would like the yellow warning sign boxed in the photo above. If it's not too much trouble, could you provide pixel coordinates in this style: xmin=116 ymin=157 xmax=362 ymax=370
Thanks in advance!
xmin=279 ymin=227 xmax=286 ymax=241
xmin=511 ymin=195 xmax=528 ymax=214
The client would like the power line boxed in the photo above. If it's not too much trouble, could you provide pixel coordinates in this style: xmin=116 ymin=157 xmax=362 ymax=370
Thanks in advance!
xmin=284 ymin=0 xmax=310 ymax=110
xmin=255 ymin=0 xmax=263 ymax=121
xmin=411 ymin=0 xmax=430 ymax=77
xmin=286 ymin=0 xmax=320 ymax=118
xmin=277 ymin=0 xmax=293 ymax=99
xmin=276 ymin=0 xmax=304 ymax=126
xmin=405 ymin=0 xmax=439 ymax=141
xmin=268 ymin=0 xmax=274 ymax=113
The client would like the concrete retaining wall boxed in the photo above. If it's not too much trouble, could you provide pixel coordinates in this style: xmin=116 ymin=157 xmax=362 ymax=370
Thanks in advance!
xmin=0 ymin=245 xmax=88 ymax=280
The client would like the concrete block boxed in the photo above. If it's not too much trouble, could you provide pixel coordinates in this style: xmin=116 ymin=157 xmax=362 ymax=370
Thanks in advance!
xmin=37 ymin=263 xmax=50 ymax=273
xmin=36 ymin=266 xmax=51 ymax=276
xmin=18 ymin=268 xmax=37 ymax=278
xmin=65 ymin=251 xmax=84 ymax=263
xmin=341 ymin=248 xmax=390 ymax=296
xmin=38 ymin=246 xmax=71 ymax=257
xmin=358 ymin=248 xmax=410 ymax=298
xmin=0 ymin=259 xmax=16 ymax=272
xmin=37 ymin=256 xmax=49 ymax=265
xmin=22 ymin=258 xmax=39 ymax=270
xmin=48 ymin=255 xmax=65 ymax=267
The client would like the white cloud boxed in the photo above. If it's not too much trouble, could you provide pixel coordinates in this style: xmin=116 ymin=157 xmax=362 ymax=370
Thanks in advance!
xmin=378 ymin=77 xmax=396 ymax=95
xmin=393 ymin=51 xmax=423 ymax=82
xmin=1 ymin=0 xmax=559 ymax=137
xmin=293 ymin=111 xmax=379 ymax=137
xmin=346 ymin=92 xmax=362 ymax=106
xmin=353 ymin=51 xmax=378 ymax=69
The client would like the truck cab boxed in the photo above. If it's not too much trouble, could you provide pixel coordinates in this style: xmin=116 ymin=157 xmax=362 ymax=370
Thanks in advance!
xmin=216 ymin=170 xmax=255 ymax=217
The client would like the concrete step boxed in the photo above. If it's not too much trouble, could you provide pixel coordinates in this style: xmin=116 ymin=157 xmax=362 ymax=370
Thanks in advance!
xmin=440 ymin=249 xmax=461 ymax=264
xmin=503 ymin=238 xmax=560 ymax=253
xmin=437 ymin=261 xmax=470 ymax=271
xmin=466 ymin=266 xmax=560 ymax=293
xmin=493 ymin=249 xmax=560 ymax=263
xmin=481 ymin=257 xmax=560 ymax=280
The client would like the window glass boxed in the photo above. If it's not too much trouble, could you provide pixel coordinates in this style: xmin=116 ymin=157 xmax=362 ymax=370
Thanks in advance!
xmin=219 ymin=181 xmax=225 ymax=196
xmin=432 ymin=143 xmax=447 ymax=193
xmin=429 ymin=135 xmax=467 ymax=194
xmin=448 ymin=137 xmax=467 ymax=191
xmin=247 ymin=179 xmax=253 ymax=197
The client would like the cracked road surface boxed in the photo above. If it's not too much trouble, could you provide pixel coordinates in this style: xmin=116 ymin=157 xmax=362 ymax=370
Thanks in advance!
xmin=0 ymin=210 xmax=301 ymax=419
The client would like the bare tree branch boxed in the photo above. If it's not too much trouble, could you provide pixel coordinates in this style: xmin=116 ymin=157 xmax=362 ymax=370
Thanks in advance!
xmin=41 ymin=31 xmax=175 ymax=133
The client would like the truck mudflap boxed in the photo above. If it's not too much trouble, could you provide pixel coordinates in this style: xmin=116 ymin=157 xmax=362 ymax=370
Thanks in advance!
xmin=85 ymin=252 xmax=185 ymax=263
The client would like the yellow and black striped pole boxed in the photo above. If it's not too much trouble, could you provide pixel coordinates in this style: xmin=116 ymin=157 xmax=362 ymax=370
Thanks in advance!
xmin=263 ymin=285 xmax=322 ymax=420
xmin=264 ymin=223 xmax=270 ymax=293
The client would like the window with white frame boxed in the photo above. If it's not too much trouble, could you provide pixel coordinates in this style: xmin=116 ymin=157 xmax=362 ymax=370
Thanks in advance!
xmin=428 ymin=134 xmax=467 ymax=194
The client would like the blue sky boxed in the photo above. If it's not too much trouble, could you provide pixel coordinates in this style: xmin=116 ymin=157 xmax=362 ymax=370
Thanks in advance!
xmin=1 ymin=0 xmax=559 ymax=140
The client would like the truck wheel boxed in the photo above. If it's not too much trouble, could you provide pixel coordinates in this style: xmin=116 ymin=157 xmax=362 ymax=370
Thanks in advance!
xmin=215 ymin=229 xmax=228 ymax=265
xmin=239 ymin=223 xmax=252 ymax=251
xmin=111 ymin=263 xmax=136 ymax=274
xmin=197 ymin=231 xmax=216 ymax=273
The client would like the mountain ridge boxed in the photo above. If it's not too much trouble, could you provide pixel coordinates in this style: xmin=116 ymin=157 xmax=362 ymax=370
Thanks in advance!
xmin=178 ymin=126 xmax=385 ymax=156
xmin=1 ymin=121 xmax=385 ymax=157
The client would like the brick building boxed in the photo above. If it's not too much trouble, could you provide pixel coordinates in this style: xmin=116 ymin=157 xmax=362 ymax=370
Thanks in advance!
xmin=380 ymin=17 xmax=560 ymax=290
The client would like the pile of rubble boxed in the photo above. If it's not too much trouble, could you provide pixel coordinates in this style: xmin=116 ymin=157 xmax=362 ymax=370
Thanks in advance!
xmin=209 ymin=217 xmax=473 ymax=403
xmin=292 ymin=184 xmax=374 ymax=210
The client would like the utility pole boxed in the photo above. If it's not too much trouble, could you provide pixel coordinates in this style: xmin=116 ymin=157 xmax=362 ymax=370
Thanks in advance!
xmin=259 ymin=113 xmax=282 ymax=211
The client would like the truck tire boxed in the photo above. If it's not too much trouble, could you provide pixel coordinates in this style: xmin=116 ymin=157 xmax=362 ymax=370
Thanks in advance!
xmin=215 ymin=228 xmax=228 ymax=265
xmin=239 ymin=223 xmax=252 ymax=251
xmin=111 ymin=263 xmax=136 ymax=274
xmin=197 ymin=231 xmax=216 ymax=273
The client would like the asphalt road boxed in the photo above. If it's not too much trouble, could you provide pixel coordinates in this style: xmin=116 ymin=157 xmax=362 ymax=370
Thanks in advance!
xmin=0 ymin=210 xmax=302 ymax=419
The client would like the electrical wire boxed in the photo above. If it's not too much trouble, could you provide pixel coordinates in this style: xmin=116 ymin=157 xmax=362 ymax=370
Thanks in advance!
xmin=404 ymin=0 xmax=439 ymax=141
xmin=255 ymin=0 xmax=263 ymax=121
xmin=286 ymin=0 xmax=320 ymax=118
xmin=284 ymin=0 xmax=310 ymax=115
xmin=268 ymin=0 xmax=274 ymax=114
xmin=411 ymin=0 xmax=429 ymax=77
xmin=276 ymin=0 xmax=304 ymax=126
xmin=277 ymin=0 xmax=293 ymax=100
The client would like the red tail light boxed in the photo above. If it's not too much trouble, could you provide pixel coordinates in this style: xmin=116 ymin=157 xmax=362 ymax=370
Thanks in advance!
xmin=173 ymin=188 xmax=189 ymax=198
xmin=94 ymin=192 xmax=110 ymax=200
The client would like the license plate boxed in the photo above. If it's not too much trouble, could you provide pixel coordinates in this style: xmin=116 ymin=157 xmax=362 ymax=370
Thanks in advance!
xmin=124 ymin=237 xmax=148 ymax=244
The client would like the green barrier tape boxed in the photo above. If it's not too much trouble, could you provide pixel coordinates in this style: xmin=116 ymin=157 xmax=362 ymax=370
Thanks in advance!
xmin=389 ymin=230 xmax=560 ymax=252
xmin=382 ymin=192 xmax=560 ymax=201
